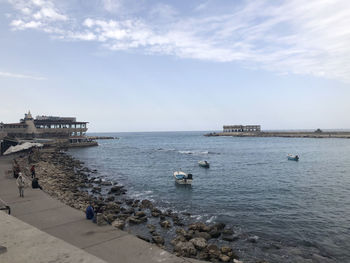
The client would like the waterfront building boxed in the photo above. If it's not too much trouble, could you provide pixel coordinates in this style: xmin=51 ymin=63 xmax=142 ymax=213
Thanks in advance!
xmin=223 ymin=125 xmax=261 ymax=133
xmin=2 ymin=111 xmax=89 ymax=139
xmin=0 ymin=111 xmax=97 ymax=154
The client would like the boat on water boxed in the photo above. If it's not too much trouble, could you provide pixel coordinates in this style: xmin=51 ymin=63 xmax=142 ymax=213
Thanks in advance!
xmin=198 ymin=160 xmax=210 ymax=168
xmin=287 ymin=154 xmax=299 ymax=161
xmin=173 ymin=171 xmax=193 ymax=185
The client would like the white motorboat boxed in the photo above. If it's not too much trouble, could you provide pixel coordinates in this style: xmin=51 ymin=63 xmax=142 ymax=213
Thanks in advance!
xmin=198 ymin=160 xmax=210 ymax=168
xmin=287 ymin=154 xmax=299 ymax=161
xmin=173 ymin=171 xmax=193 ymax=185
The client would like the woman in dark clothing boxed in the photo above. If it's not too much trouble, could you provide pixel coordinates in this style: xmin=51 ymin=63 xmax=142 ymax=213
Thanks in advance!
xmin=31 ymin=178 xmax=42 ymax=190
xmin=86 ymin=204 xmax=95 ymax=220
xmin=30 ymin=165 xmax=36 ymax=179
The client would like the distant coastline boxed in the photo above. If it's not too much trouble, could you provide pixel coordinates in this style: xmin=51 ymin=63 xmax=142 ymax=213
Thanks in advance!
xmin=205 ymin=131 xmax=350 ymax=138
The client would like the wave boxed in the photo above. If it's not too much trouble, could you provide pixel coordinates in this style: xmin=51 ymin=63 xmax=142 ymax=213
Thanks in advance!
xmin=156 ymin=148 xmax=220 ymax=155
xmin=178 ymin=150 xmax=209 ymax=155
xmin=129 ymin=190 xmax=154 ymax=200
xmin=156 ymin=148 xmax=176 ymax=152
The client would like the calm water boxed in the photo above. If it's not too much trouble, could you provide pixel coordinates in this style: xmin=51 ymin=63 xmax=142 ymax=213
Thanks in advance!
xmin=69 ymin=132 xmax=350 ymax=262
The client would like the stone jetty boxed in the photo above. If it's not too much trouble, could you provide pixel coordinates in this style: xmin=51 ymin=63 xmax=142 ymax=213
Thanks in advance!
xmin=205 ymin=131 xmax=350 ymax=139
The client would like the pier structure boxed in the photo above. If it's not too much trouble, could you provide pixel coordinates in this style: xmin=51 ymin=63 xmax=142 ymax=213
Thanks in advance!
xmin=223 ymin=125 xmax=261 ymax=133
xmin=2 ymin=112 xmax=88 ymax=139
xmin=0 ymin=111 xmax=97 ymax=154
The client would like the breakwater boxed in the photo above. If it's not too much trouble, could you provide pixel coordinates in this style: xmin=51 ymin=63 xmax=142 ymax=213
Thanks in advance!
xmin=205 ymin=131 xmax=350 ymax=138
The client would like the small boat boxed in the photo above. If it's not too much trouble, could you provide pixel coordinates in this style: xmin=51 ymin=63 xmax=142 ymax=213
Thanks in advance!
xmin=198 ymin=160 xmax=210 ymax=168
xmin=287 ymin=154 xmax=299 ymax=161
xmin=173 ymin=171 xmax=193 ymax=185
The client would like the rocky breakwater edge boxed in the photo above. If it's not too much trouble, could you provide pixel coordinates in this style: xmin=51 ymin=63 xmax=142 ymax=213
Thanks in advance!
xmin=13 ymin=150 xmax=333 ymax=263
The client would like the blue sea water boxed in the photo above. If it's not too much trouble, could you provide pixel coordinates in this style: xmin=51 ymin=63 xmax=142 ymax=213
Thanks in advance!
xmin=69 ymin=131 xmax=350 ymax=262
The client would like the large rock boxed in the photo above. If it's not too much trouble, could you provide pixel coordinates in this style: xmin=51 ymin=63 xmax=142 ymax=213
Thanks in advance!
xmin=189 ymin=237 xmax=207 ymax=250
xmin=135 ymin=211 xmax=146 ymax=218
xmin=151 ymin=208 xmax=162 ymax=217
xmin=207 ymin=244 xmax=220 ymax=259
xmin=131 ymin=200 xmax=140 ymax=207
xmin=213 ymin=222 xmax=226 ymax=230
xmin=184 ymin=230 xmax=195 ymax=240
xmin=209 ymin=227 xmax=221 ymax=238
xmin=96 ymin=213 xmax=107 ymax=226
xmin=188 ymin=222 xmax=210 ymax=232
xmin=106 ymin=196 xmax=115 ymax=202
xmin=159 ymin=220 xmax=171 ymax=228
xmin=194 ymin=231 xmax=211 ymax=240
xmin=219 ymin=254 xmax=231 ymax=262
xmin=128 ymin=216 xmax=147 ymax=224
xmin=103 ymin=213 xmax=117 ymax=224
xmin=152 ymin=235 xmax=165 ymax=246
xmin=198 ymin=251 xmax=209 ymax=260
xmin=220 ymin=246 xmax=232 ymax=254
xmin=112 ymin=219 xmax=125 ymax=229
xmin=171 ymin=235 xmax=186 ymax=246
xmin=176 ymin=228 xmax=187 ymax=236
xmin=174 ymin=241 xmax=197 ymax=257
xmin=108 ymin=185 xmax=126 ymax=195
xmin=140 ymin=199 xmax=153 ymax=209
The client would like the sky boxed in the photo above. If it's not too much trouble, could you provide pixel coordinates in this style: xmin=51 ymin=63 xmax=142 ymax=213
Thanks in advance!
xmin=0 ymin=0 xmax=350 ymax=132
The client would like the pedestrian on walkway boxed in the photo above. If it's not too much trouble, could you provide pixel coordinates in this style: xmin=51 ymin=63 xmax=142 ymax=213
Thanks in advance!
xmin=31 ymin=177 xmax=42 ymax=190
xmin=86 ymin=204 xmax=94 ymax=220
xmin=16 ymin=173 xmax=26 ymax=197
xmin=30 ymin=165 xmax=36 ymax=179
xmin=13 ymin=160 xmax=20 ymax=179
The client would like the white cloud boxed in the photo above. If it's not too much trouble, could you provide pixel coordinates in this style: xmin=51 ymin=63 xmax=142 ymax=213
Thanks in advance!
xmin=6 ymin=0 xmax=350 ymax=82
xmin=9 ymin=0 xmax=67 ymax=21
xmin=102 ymin=0 xmax=122 ymax=13
xmin=0 ymin=71 xmax=46 ymax=80
xmin=33 ymin=7 xmax=67 ymax=20
xmin=10 ymin=19 xmax=42 ymax=29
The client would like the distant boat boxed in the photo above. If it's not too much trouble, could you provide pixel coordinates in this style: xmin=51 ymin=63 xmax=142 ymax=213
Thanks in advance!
xmin=287 ymin=154 xmax=299 ymax=161
xmin=198 ymin=160 xmax=210 ymax=168
xmin=174 ymin=171 xmax=193 ymax=185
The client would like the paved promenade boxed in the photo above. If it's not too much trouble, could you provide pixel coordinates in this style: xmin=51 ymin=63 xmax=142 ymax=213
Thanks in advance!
xmin=0 ymin=155 xmax=204 ymax=263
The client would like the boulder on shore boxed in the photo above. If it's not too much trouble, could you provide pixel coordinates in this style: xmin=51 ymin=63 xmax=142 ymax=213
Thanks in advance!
xmin=152 ymin=235 xmax=165 ymax=246
xmin=112 ymin=219 xmax=125 ymax=229
xmin=174 ymin=241 xmax=197 ymax=257
xmin=189 ymin=237 xmax=207 ymax=250
xmin=160 ymin=220 xmax=171 ymax=228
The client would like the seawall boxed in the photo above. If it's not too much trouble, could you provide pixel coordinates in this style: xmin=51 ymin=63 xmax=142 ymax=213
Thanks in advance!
xmin=205 ymin=131 xmax=350 ymax=139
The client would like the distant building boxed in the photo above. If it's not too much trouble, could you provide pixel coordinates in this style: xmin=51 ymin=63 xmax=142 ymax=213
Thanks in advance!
xmin=223 ymin=125 xmax=261 ymax=133
xmin=2 ymin=111 xmax=89 ymax=139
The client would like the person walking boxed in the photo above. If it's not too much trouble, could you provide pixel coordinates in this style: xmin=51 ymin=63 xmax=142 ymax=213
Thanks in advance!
xmin=16 ymin=173 xmax=26 ymax=197
xmin=13 ymin=160 xmax=20 ymax=178
xmin=30 ymin=165 xmax=36 ymax=179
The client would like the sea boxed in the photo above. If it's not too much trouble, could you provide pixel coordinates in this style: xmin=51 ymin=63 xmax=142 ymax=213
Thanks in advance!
xmin=68 ymin=131 xmax=350 ymax=262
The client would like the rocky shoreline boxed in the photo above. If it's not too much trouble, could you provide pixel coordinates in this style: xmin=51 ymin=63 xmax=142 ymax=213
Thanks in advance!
xmin=13 ymin=149 xmax=335 ymax=263
xmin=13 ymin=149 xmax=256 ymax=262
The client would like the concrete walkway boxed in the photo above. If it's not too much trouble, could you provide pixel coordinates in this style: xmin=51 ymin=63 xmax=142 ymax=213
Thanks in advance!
xmin=0 ymin=155 xmax=204 ymax=263
xmin=0 ymin=212 xmax=107 ymax=263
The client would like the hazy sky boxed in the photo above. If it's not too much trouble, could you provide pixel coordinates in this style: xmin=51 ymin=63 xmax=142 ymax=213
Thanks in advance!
xmin=1 ymin=0 xmax=350 ymax=132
